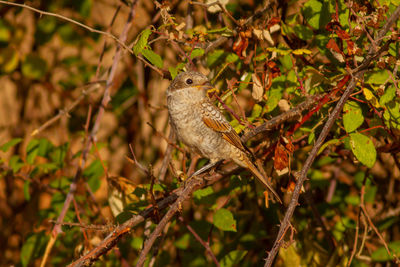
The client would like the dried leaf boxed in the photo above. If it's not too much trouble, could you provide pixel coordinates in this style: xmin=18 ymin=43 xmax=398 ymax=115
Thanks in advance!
xmin=251 ymin=73 xmax=264 ymax=102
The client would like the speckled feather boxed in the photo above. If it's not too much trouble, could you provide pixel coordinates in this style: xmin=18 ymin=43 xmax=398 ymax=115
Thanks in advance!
xmin=166 ymin=71 xmax=281 ymax=203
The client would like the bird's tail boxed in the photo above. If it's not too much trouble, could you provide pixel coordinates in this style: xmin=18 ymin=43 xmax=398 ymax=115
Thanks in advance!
xmin=241 ymin=156 xmax=282 ymax=204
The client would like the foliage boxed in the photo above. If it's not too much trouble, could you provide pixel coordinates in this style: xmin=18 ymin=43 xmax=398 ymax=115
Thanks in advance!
xmin=0 ymin=0 xmax=399 ymax=266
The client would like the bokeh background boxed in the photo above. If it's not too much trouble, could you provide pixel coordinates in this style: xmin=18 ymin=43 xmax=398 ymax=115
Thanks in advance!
xmin=0 ymin=0 xmax=399 ymax=266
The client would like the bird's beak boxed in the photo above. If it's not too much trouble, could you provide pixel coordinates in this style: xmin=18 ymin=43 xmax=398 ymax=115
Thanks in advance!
xmin=201 ymin=81 xmax=213 ymax=88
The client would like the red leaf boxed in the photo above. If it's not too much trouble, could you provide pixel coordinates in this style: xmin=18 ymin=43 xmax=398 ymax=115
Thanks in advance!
xmin=326 ymin=38 xmax=342 ymax=54
xmin=274 ymin=143 xmax=289 ymax=171
xmin=233 ymin=32 xmax=249 ymax=58
xmin=336 ymin=29 xmax=350 ymax=40
xmin=268 ymin=17 xmax=280 ymax=29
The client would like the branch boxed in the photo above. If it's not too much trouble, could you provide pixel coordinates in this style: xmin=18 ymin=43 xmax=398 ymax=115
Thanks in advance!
xmin=40 ymin=2 xmax=139 ymax=267
xmin=264 ymin=5 xmax=400 ymax=266
xmin=241 ymin=94 xmax=322 ymax=142
xmin=69 ymin=163 xmax=238 ymax=266
xmin=68 ymin=90 xmax=324 ymax=266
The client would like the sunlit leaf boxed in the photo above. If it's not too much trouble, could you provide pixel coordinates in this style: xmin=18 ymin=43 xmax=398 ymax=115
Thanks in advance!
xmin=292 ymin=48 xmax=312 ymax=55
xmin=365 ymin=70 xmax=389 ymax=85
xmin=142 ymin=49 xmax=163 ymax=68
xmin=302 ymin=0 xmax=324 ymax=29
xmin=349 ymin=133 xmax=376 ymax=168
xmin=133 ymin=28 xmax=152 ymax=55
xmin=363 ymin=88 xmax=381 ymax=108
xmin=379 ymin=85 xmax=396 ymax=106
xmin=343 ymin=101 xmax=364 ymax=132
xmin=190 ymin=48 xmax=204 ymax=59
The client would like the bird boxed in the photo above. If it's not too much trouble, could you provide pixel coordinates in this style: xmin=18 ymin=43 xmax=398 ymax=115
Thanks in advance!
xmin=166 ymin=71 xmax=281 ymax=203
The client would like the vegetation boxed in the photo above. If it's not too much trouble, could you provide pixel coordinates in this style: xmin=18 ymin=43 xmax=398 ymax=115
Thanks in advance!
xmin=0 ymin=0 xmax=399 ymax=266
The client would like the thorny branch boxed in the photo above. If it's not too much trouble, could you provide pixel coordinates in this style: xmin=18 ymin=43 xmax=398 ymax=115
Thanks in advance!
xmin=68 ymin=94 xmax=322 ymax=266
xmin=264 ymin=5 xmax=400 ymax=267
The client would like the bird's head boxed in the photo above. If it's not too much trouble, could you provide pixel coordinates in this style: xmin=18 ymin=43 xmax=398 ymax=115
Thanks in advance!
xmin=166 ymin=71 xmax=214 ymax=96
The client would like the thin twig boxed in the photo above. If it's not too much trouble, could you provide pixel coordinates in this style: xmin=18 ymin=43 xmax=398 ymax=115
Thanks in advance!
xmin=360 ymin=183 xmax=399 ymax=263
xmin=158 ymin=130 xmax=175 ymax=182
xmin=68 ymin=93 xmax=333 ymax=266
xmin=40 ymin=2 xmax=139 ymax=267
xmin=179 ymin=216 xmax=220 ymax=267
xmin=31 ymin=81 xmax=105 ymax=136
xmin=69 ymin=162 xmax=238 ymax=266
xmin=0 ymin=0 xmax=132 ymax=53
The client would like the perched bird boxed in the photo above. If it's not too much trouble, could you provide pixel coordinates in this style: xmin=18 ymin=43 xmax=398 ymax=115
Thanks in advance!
xmin=166 ymin=71 xmax=281 ymax=203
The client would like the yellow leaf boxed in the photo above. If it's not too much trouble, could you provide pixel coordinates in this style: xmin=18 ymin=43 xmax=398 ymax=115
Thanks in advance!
xmin=292 ymin=49 xmax=312 ymax=55
xmin=363 ymin=88 xmax=382 ymax=108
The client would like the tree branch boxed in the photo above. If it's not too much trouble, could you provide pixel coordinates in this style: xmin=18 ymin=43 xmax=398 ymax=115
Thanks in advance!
xmin=264 ymin=5 xmax=400 ymax=266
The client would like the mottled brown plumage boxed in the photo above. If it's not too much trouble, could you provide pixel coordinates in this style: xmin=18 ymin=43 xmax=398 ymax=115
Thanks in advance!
xmin=166 ymin=71 xmax=281 ymax=203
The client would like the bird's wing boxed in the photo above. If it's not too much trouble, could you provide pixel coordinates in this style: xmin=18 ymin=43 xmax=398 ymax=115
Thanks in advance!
xmin=200 ymin=101 xmax=246 ymax=152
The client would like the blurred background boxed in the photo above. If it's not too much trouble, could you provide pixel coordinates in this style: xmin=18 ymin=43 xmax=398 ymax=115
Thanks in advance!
xmin=0 ymin=0 xmax=399 ymax=266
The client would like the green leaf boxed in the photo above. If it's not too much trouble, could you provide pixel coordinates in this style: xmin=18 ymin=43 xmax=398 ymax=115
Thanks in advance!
xmin=23 ymin=180 xmax=31 ymax=201
xmin=371 ymin=241 xmax=400 ymax=262
xmin=343 ymin=101 xmax=364 ymax=132
xmin=249 ymin=104 xmax=263 ymax=120
xmin=207 ymin=49 xmax=225 ymax=67
xmin=220 ymin=250 xmax=247 ymax=267
xmin=239 ymin=72 xmax=252 ymax=90
xmin=20 ymin=232 xmax=48 ymax=267
xmin=0 ymin=47 xmax=19 ymax=73
xmin=26 ymin=139 xmax=40 ymax=164
xmin=84 ymin=160 xmax=104 ymax=192
xmin=9 ymin=155 xmax=24 ymax=173
xmin=383 ymin=101 xmax=400 ymax=130
xmin=318 ymin=139 xmax=341 ymax=155
xmin=142 ymin=49 xmax=163 ymax=68
xmin=22 ymin=54 xmax=47 ymax=79
xmin=207 ymin=27 xmax=231 ymax=34
xmin=213 ymin=208 xmax=236 ymax=232
xmin=349 ymin=133 xmax=377 ymax=168
xmin=174 ymin=233 xmax=190 ymax=249
xmin=190 ymin=48 xmax=204 ymax=59
xmin=78 ymin=0 xmax=92 ymax=17
xmin=278 ymin=244 xmax=301 ymax=266
xmin=0 ymin=20 xmax=11 ymax=43
xmin=379 ymin=85 xmax=396 ymax=106
xmin=50 ymin=142 xmax=69 ymax=167
xmin=365 ymin=70 xmax=389 ymax=85
xmin=133 ymin=28 xmax=152 ymax=55
xmin=364 ymin=185 xmax=377 ymax=203
xmin=168 ymin=62 xmax=185 ymax=79
xmin=265 ymin=76 xmax=286 ymax=112
xmin=226 ymin=53 xmax=239 ymax=63
xmin=0 ymin=138 xmax=22 ymax=152
xmin=254 ymin=53 xmax=268 ymax=61
xmin=293 ymin=24 xmax=313 ymax=40
xmin=308 ymin=132 xmax=315 ymax=144
xmin=58 ymin=24 xmax=81 ymax=44
xmin=303 ymin=0 xmax=323 ymax=29
xmin=193 ymin=187 xmax=214 ymax=200
xmin=35 ymin=16 xmax=58 ymax=44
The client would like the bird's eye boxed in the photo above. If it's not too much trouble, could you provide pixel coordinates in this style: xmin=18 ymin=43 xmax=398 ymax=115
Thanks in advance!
xmin=186 ymin=78 xmax=193 ymax=84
